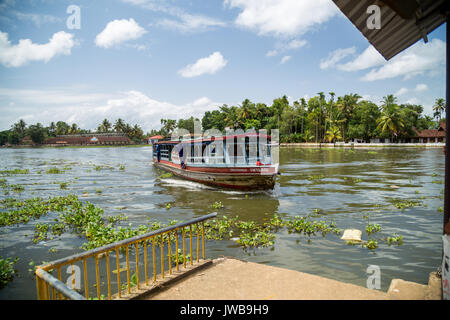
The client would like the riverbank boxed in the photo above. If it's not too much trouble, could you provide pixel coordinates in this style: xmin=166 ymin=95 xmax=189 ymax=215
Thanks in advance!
xmin=280 ymin=142 xmax=445 ymax=148
xmin=142 ymin=257 xmax=441 ymax=300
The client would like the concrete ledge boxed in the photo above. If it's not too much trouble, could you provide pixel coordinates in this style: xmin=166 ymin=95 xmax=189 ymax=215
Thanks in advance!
xmin=112 ymin=259 xmax=213 ymax=300
xmin=145 ymin=257 xmax=390 ymax=300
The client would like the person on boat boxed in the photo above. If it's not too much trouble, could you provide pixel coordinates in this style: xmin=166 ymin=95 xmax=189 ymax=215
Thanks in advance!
xmin=179 ymin=146 xmax=185 ymax=169
xmin=156 ymin=144 xmax=160 ymax=162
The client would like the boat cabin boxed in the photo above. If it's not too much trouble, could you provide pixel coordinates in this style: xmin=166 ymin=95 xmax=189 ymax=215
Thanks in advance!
xmin=153 ymin=133 xmax=274 ymax=167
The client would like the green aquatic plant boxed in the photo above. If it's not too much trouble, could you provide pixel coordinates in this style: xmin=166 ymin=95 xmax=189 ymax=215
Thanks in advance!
xmin=46 ymin=167 xmax=64 ymax=174
xmin=10 ymin=184 xmax=25 ymax=193
xmin=362 ymin=239 xmax=378 ymax=250
xmin=0 ymin=169 xmax=29 ymax=175
xmin=0 ymin=257 xmax=19 ymax=289
xmin=169 ymin=249 xmax=191 ymax=266
xmin=59 ymin=182 xmax=68 ymax=189
xmin=386 ymin=233 xmax=403 ymax=246
xmin=0 ymin=195 xmax=81 ymax=227
xmin=119 ymin=165 xmax=125 ymax=171
xmin=307 ymin=174 xmax=325 ymax=181
xmin=391 ymin=198 xmax=422 ymax=210
xmin=365 ymin=224 xmax=381 ymax=235
xmin=157 ymin=172 xmax=173 ymax=179
xmin=94 ymin=166 xmax=103 ymax=171
xmin=212 ymin=201 xmax=224 ymax=209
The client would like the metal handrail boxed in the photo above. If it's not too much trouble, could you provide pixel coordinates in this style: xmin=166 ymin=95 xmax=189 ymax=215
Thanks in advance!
xmin=35 ymin=212 xmax=217 ymax=300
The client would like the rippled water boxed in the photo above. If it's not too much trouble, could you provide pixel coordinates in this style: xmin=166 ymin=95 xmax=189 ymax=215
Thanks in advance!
xmin=0 ymin=146 xmax=445 ymax=299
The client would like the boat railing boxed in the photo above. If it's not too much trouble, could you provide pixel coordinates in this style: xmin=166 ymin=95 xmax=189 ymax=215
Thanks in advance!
xmin=35 ymin=213 xmax=217 ymax=300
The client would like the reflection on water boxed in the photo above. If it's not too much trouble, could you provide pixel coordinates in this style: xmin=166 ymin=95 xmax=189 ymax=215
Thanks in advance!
xmin=0 ymin=146 xmax=445 ymax=299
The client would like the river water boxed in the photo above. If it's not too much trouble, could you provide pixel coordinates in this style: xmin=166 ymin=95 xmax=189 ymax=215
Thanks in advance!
xmin=0 ymin=146 xmax=445 ymax=299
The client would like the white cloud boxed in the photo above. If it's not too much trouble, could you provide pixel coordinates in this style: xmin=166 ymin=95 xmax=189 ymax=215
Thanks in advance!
xmin=224 ymin=0 xmax=338 ymax=37
xmin=319 ymin=47 xmax=356 ymax=70
xmin=395 ymin=88 xmax=409 ymax=96
xmin=286 ymin=39 xmax=307 ymax=50
xmin=157 ymin=13 xmax=225 ymax=33
xmin=323 ymin=39 xmax=445 ymax=82
xmin=280 ymin=55 xmax=291 ymax=64
xmin=361 ymin=39 xmax=445 ymax=81
xmin=266 ymin=50 xmax=278 ymax=57
xmin=267 ymin=39 xmax=307 ymax=57
xmin=95 ymin=18 xmax=146 ymax=49
xmin=336 ymin=45 xmax=385 ymax=72
xmin=415 ymin=84 xmax=428 ymax=92
xmin=0 ymin=31 xmax=75 ymax=67
xmin=122 ymin=0 xmax=225 ymax=33
xmin=405 ymin=97 xmax=420 ymax=105
xmin=14 ymin=11 xmax=62 ymax=27
xmin=0 ymin=88 xmax=219 ymax=132
xmin=178 ymin=52 xmax=227 ymax=78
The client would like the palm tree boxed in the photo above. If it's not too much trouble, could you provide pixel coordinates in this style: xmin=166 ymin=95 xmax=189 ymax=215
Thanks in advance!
xmin=432 ymin=98 xmax=445 ymax=124
xmin=336 ymin=93 xmax=361 ymax=141
xmin=325 ymin=125 xmax=342 ymax=146
xmin=13 ymin=119 xmax=27 ymax=138
xmin=114 ymin=118 xmax=125 ymax=133
xmin=376 ymin=104 xmax=404 ymax=142
xmin=69 ymin=123 xmax=79 ymax=135
xmin=380 ymin=94 xmax=398 ymax=111
xmin=101 ymin=119 xmax=112 ymax=133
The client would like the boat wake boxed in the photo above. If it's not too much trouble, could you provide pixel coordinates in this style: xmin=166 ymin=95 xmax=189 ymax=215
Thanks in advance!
xmin=160 ymin=178 xmax=216 ymax=191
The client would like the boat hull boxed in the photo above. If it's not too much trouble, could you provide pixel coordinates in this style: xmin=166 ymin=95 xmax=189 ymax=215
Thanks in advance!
xmin=154 ymin=160 xmax=277 ymax=190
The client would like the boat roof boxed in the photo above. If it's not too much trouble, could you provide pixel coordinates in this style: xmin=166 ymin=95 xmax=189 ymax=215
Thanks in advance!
xmin=154 ymin=132 xmax=272 ymax=145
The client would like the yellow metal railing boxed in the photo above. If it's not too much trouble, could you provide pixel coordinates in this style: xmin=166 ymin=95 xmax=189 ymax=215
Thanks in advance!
xmin=35 ymin=213 xmax=217 ymax=300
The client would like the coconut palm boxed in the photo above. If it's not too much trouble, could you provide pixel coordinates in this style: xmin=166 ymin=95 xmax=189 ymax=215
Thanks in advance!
xmin=376 ymin=104 xmax=404 ymax=141
xmin=114 ymin=118 xmax=125 ymax=133
xmin=325 ymin=125 xmax=342 ymax=146
xmin=432 ymin=98 xmax=445 ymax=124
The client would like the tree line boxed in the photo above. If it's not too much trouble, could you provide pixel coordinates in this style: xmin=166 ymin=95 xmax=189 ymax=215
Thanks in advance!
xmin=153 ymin=94 xmax=445 ymax=144
xmin=0 ymin=93 xmax=446 ymax=146
xmin=0 ymin=118 xmax=145 ymax=145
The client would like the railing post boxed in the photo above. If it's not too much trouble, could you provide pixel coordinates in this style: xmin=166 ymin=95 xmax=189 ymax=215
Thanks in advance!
xmin=36 ymin=270 xmax=49 ymax=300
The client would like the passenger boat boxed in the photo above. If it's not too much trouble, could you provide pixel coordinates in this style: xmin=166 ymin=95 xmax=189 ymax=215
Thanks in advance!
xmin=152 ymin=132 xmax=278 ymax=190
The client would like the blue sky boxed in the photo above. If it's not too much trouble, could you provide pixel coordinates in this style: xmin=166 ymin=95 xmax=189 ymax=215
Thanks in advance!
xmin=0 ymin=0 xmax=446 ymax=132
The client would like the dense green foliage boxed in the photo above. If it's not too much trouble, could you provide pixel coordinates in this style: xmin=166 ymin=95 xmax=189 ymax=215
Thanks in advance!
xmin=0 ymin=257 xmax=18 ymax=289
xmin=0 ymin=118 xmax=145 ymax=145
xmin=155 ymin=94 xmax=444 ymax=143
xmin=0 ymin=94 xmax=444 ymax=146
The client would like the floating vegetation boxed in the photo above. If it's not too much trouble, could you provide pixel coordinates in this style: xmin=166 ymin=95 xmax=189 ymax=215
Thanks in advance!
xmin=94 ymin=166 xmax=103 ymax=171
xmin=212 ymin=201 xmax=224 ymax=209
xmin=365 ymin=224 xmax=381 ymax=235
xmin=59 ymin=182 xmax=68 ymax=189
xmin=46 ymin=167 xmax=65 ymax=174
xmin=438 ymin=207 xmax=444 ymax=213
xmin=0 ymin=195 xmax=81 ymax=227
xmin=170 ymin=249 xmax=191 ymax=266
xmin=285 ymin=216 xmax=341 ymax=238
xmin=95 ymin=189 xmax=102 ymax=194
xmin=119 ymin=165 xmax=125 ymax=171
xmin=0 ymin=169 xmax=29 ymax=175
xmin=0 ymin=257 xmax=19 ymax=289
xmin=307 ymin=174 xmax=325 ymax=181
xmin=157 ymin=172 xmax=173 ymax=179
xmin=362 ymin=239 xmax=378 ymax=250
xmin=386 ymin=233 xmax=403 ymax=246
xmin=165 ymin=203 xmax=171 ymax=209
xmin=391 ymin=198 xmax=422 ymax=210
xmin=343 ymin=176 xmax=363 ymax=183
xmin=431 ymin=180 xmax=444 ymax=184
xmin=367 ymin=151 xmax=378 ymax=155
